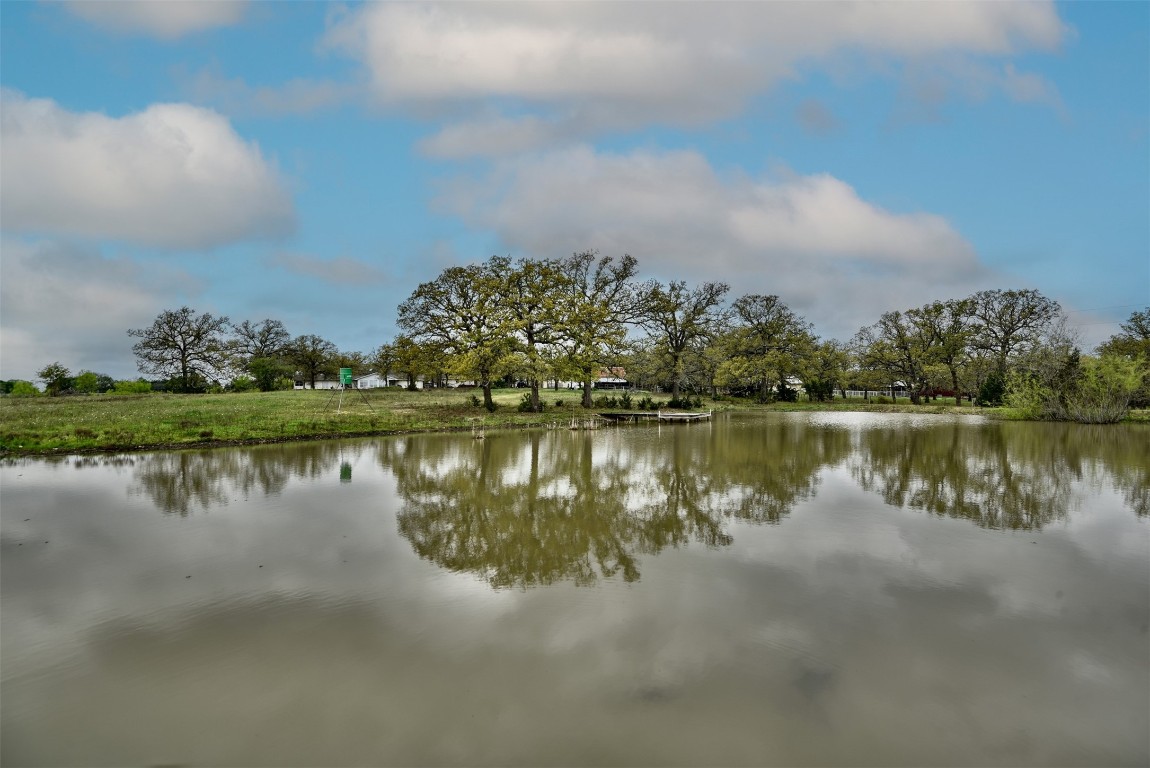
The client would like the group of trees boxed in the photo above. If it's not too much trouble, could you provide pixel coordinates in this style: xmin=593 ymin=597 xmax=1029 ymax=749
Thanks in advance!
xmin=388 ymin=253 xmax=1147 ymax=421
xmin=124 ymin=309 xmax=375 ymax=394
xmin=10 ymin=252 xmax=1145 ymax=423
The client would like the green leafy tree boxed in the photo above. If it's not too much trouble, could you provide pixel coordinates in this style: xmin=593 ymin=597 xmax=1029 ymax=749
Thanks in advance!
xmin=917 ymin=298 xmax=975 ymax=402
xmin=1097 ymin=308 xmax=1150 ymax=359
xmin=72 ymin=370 xmax=100 ymax=394
xmin=801 ymin=339 xmax=850 ymax=401
xmin=1098 ymin=308 xmax=1150 ymax=407
xmin=288 ymin=334 xmax=338 ymax=389
xmin=853 ymin=310 xmax=938 ymax=404
xmin=376 ymin=335 xmax=437 ymax=389
xmin=553 ymin=252 xmax=644 ymax=408
xmin=506 ymin=257 xmax=569 ymax=411
xmin=128 ymin=307 xmax=232 ymax=393
xmin=716 ymin=295 xmax=813 ymax=401
xmin=113 ymin=379 xmax=153 ymax=394
xmin=1007 ymin=352 xmax=1146 ymax=423
xmin=970 ymin=289 xmax=1061 ymax=376
xmin=248 ymin=357 xmax=293 ymax=391
xmin=9 ymin=380 xmax=40 ymax=397
xmin=639 ymin=280 xmax=729 ymax=400
xmin=398 ymin=256 xmax=518 ymax=410
xmin=231 ymin=319 xmax=291 ymax=391
xmin=36 ymin=362 xmax=72 ymax=396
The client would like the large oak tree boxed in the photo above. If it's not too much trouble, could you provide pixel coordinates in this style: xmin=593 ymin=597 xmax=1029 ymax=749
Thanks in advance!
xmin=128 ymin=307 xmax=231 ymax=393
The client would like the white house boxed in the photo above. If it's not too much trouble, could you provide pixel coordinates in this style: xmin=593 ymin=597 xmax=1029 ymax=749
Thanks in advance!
xmin=354 ymin=373 xmax=386 ymax=389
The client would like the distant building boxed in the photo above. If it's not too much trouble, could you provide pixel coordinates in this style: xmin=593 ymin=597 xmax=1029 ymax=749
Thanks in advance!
xmin=594 ymin=367 xmax=630 ymax=390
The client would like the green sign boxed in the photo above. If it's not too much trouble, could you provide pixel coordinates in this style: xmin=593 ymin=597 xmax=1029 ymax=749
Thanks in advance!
xmin=340 ymin=368 xmax=353 ymax=386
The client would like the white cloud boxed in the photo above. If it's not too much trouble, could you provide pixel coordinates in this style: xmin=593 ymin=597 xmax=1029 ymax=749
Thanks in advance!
xmin=0 ymin=239 xmax=202 ymax=381
xmin=327 ymin=2 xmax=1068 ymax=155
xmin=63 ymin=0 xmax=246 ymax=39
xmin=438 ymin=147 xmax=995 ymax=339
xmin=0 ymin=91 xmax=295 ymax=249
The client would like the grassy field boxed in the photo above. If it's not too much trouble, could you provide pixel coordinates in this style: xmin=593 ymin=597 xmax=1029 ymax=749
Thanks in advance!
xmin=0 ymin=388 xmax=578 ymax=454
xmin=2 ymin=387 xmax=1141 ymax=456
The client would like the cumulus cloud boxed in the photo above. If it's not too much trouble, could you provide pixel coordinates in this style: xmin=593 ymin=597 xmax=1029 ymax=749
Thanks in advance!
xmin=437 ymin=147 xmax=996 ymax=339
xmin=62 ymin=0 xmax=246 ymax=39
xmin=327 ymin=2 xmax=1068 ymax=154
xmin=264 ymin=251 xmax=388 ymax=285
xmin=0 ymin=91 xmax=295 ymax=249
xmin=0 ymin=239 xmax=203 ymax=381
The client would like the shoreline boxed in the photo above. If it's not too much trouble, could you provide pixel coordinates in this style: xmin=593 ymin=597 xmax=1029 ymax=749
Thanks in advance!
xmin=2 ymin=390 xmax=1143 ymax=458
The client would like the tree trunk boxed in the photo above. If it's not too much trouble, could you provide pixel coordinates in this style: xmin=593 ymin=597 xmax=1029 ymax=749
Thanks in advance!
xmin=581 ymin=379 xmax=593 ymax=408
xmin=482 ymin=381 xmax=494 ymax=410
xmin=530 ymin=381 xmax=541 ymax=412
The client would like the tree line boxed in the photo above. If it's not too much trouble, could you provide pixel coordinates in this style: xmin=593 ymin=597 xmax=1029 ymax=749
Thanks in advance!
xmin=7 ymin=251 xmax=1147 ymax=422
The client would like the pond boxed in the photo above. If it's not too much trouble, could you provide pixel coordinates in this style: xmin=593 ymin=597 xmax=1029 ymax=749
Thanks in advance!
xmin=1 ymin=413 xmax=1147 ymax=766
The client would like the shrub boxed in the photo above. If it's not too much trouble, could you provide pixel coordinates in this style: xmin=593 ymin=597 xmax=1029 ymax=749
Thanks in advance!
xmin=554 ymin=399 xmax=565 ymax=408
xmin=112 ymin=379 xmax=153 ymax=395
xmin=620 ymin=391 xmax=633 ymax=409
xmin=469 ymin=394 xmax=481 ymax=408
xmin=229 ymin=376 xmax=258 ymax=393
xmin=8 ymin=381 xmax=39 ymax=397
xmin=517 ymin=393 xmax=544 ymax=412
xmin=976 ymin=372 xmax=1006 ymax=406
xmin=1007 ymin=354 xmax=1147 ymax=424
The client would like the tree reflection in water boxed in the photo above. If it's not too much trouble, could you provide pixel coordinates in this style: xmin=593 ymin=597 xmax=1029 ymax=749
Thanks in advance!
xmin=384 ymin=421 xmax=852 ymax=588
xmin=118 ymin=417 xmax=1145 ymax=584
xmin=130 ymin=442 xmax=351 ymax=516
xmin=852 ymin=420 xmax=1149 ymax=529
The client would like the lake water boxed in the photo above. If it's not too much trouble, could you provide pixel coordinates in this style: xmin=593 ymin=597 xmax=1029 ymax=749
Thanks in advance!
xmin=2 ymin=412 xmax=1147 ymax=766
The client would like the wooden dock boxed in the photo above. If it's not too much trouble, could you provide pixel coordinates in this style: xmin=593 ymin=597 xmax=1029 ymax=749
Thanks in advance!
xmin=598 ymin=410 xmax=713 ymax=424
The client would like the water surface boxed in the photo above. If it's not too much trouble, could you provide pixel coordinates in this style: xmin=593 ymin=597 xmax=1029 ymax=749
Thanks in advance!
xmin=2 ymin=413 xmax=1147 ymax=766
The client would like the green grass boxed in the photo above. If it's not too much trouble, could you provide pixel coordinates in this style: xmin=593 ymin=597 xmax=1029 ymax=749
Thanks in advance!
xmin=4 ymin=388 xmax=1140 ymax=456
xmin=0 ymin=388 xmax=574 ymax=454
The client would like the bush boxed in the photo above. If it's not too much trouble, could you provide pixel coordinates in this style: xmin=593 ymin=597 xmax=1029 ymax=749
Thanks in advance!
xmin=469 ymin=394 xmax=481 ymax=408
xmin=8 ymin=381 xmax=39 ymax=397
xmin=637 ymin=396 xmax=656 ymax=410
xmin=229 ymin=376 xmax=258 ymax=393
xmin=517 ymin=393 xmax=545 ymax=412
xmin=554 ymin=399 xmax=565 ymax=408
xmin=1008 ymin=354 xmax=1147 ymax=423
xmin=620 ymin=392 xmax=633 ymax=409
xmin=112 ymin=379 xmax=153 ymax=395
xmin=976 ymin=372 xmax=1006 ymax=406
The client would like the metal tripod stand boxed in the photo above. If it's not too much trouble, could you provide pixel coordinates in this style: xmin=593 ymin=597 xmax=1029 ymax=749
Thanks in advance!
xmin=322 ymin=383 xmax=375 ymax=414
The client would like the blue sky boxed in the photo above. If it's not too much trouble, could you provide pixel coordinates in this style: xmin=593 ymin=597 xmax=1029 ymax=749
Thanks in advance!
xmin=1 ymin=0 xmax=1147 ymax=381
